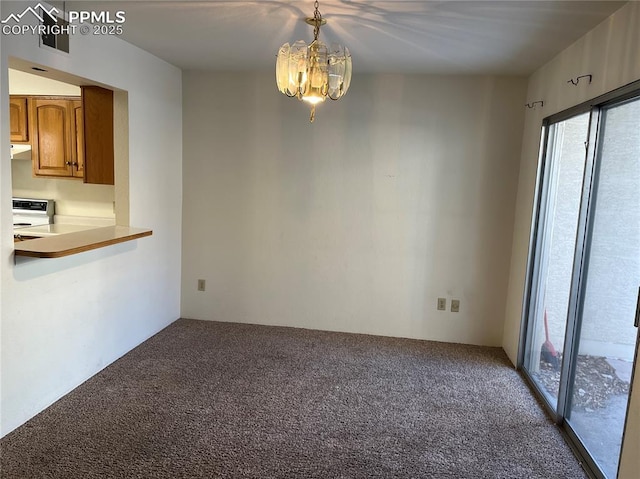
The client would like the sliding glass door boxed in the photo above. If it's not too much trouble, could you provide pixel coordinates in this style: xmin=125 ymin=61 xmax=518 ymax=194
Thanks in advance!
xmin=565 ymin=96 xmax=640 ymax=479
xmin=523 ymin=113 xmax=590 ymax=410
xmin=523 ymin=89 xmax=640 ymax=479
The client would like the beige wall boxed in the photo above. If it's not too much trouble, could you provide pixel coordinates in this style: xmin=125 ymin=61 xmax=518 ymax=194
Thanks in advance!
xmin=182 ymin=72 xmax=526 ymax=347
xmin=501 ymin=2 xmax=640 ymax=477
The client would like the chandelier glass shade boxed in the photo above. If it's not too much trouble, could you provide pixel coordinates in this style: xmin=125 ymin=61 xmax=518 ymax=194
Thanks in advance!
xmin=275 ymin=1 xmax=352 ymax=122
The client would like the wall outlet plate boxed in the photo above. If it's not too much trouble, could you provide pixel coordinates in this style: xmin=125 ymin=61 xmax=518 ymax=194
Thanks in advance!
xmin=437 ymin=298 xmax=446 ymax=311
xmin=197 ymin=279 xmax=206 ymax=291
xmin=451 ymin=299 xmax=460 ymax=312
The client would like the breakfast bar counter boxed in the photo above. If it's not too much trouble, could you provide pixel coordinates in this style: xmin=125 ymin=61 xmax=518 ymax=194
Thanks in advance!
xmin=14 ymin=226 xmax=152 ymax=258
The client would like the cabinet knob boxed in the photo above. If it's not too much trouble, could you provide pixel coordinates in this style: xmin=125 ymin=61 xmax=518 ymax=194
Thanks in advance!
xmin=65 ymin=161 xmax=72 ymax=166
xmin=72 ymin=162 xmax=78 ymax=167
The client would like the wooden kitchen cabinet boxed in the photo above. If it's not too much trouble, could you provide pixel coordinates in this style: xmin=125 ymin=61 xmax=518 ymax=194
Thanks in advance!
xmin=30 ymin=97 xmax=83 ymax=178
xmin=10 ymin=96 xmax=29 ymax=142
xmin=28 ymin=87 xmax=113 ymax=184
xmin=81 ymin=86 xmax=114 ymax=185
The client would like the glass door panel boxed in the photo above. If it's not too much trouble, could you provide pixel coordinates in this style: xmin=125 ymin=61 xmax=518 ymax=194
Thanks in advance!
xmin=566 ymin=97 xmax=640 ymax=479
xmin=524 ymin=113 xmax=590 ymax=409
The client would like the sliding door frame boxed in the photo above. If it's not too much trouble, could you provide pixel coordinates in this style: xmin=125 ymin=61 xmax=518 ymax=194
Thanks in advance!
xmin=518 ymin=79 xmax=640 ymax=479
xmin=519 ymin=105 xmax=595 ymax=420
xmin=556 ymin=107 xmax=600 ymax=423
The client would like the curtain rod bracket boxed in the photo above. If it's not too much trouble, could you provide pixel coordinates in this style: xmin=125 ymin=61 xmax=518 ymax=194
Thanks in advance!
xmin=568 ymin=74 xmax=592 ymax=86
xmin=525 ymin=101 xmax=544 ymax=109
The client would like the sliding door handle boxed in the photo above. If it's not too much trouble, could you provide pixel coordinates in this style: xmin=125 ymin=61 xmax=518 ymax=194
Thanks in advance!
xmin=635 ymin=286 xmax=640 ymax=328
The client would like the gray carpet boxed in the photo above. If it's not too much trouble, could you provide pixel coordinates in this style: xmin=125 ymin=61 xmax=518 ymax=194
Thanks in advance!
xmin=0 ymin=319 xmax=587 ymax=478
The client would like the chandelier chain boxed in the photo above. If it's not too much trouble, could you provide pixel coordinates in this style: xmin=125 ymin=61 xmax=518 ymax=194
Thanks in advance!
xmin=313 ymin=0 xmax=322 ymax=41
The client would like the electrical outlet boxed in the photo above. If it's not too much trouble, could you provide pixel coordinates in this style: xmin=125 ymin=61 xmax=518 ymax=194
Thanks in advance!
xmin=197 ymin=279 xmax=206 ymax=292
xmin=451 ymin=299 xmax=460 ymax=312
xmin=437 ymin=298 xmax=446 ymax=311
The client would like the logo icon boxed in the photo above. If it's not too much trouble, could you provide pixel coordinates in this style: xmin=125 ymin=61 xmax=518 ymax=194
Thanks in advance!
xmin=1 ymin=3 xmax=59 ymax=24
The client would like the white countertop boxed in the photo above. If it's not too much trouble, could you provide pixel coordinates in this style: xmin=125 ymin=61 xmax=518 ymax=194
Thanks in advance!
xmin=14 ymin=224 xmax=98 ymax=237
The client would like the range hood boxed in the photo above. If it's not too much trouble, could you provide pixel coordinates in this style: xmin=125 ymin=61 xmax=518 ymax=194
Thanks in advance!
xmin=10 ymin=143 xmax=31 ymax=159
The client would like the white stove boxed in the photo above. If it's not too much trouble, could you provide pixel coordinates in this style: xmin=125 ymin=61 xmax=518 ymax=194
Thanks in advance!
xmin=13 ymin=198 xmax=55 ymax=234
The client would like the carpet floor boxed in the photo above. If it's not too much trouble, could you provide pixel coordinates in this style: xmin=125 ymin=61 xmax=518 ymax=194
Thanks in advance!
xmin=0 ymin=319 xmax=587 ymax=478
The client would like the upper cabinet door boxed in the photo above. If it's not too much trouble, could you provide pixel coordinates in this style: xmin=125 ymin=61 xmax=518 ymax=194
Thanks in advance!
xmin=9 ymin=96 xmax=29 ymax=143
xmin=30 ymin=98 xmax=73 ymax=177
xmin=20 ymin=92 xmax=113 ymax=182
xmin=82 ymin=86 xmax=114 ymax=185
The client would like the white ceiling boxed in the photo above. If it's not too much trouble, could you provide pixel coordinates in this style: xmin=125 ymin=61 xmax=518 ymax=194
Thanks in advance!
xmin=66 ymin=1 xmax=627 ymax=75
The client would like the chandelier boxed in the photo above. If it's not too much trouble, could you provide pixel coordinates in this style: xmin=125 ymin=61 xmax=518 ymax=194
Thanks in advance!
xmin=275 ymin=0 xmax=352 ymax=122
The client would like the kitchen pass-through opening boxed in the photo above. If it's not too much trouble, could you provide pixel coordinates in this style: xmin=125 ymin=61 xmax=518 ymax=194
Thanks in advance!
xmin=8 ymin=58 xmax=129 ymax=237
